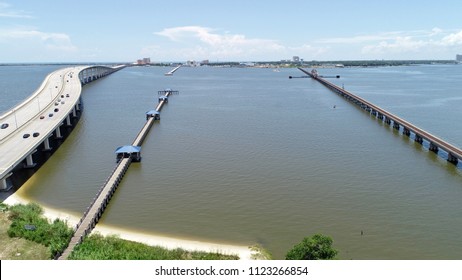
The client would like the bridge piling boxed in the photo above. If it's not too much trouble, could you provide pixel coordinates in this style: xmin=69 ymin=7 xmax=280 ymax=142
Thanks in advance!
xmin=448 ymin=153 xmax=459 ymax=164
xmin=429 ymin=142 xmax=439 ymax=153
xmin=403 ymin=127 xmax=411 ymax=136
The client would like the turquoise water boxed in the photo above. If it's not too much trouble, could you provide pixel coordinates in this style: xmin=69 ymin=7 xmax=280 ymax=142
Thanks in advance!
xmin=3 ymin=64 xmax=462 ymax=259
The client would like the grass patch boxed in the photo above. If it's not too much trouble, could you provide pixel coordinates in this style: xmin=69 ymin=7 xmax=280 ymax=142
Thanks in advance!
xmin=69 ymin=233 xmax=239 ymax=260
xmin=6 ymin=203 xmax=73 ymax=258
xmin=0 ymin=203 xmax=49 ymax=260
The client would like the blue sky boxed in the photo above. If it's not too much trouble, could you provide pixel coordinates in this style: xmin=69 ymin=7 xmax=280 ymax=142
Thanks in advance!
xmin=1 ymin=0 xmax=462 ymax=62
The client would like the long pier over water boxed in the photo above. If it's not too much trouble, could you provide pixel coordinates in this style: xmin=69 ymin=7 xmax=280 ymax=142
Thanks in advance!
xmin=58 ymin=89 xmax=176 ymax=260
xmin=0 ymin=65 xmax=125 ymax=190
xmin=298 ymin=67 xmax=462 ymax=165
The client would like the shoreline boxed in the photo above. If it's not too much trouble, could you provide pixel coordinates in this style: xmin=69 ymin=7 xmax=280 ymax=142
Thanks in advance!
xmin=2 ymin=194 xmax=254 ymax=260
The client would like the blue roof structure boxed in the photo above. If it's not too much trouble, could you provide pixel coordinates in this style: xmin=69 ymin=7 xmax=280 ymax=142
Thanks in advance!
xmin=115 ymin=146 xmax=141 ymax=154
xmin=146 ymin=110 xmax=160 ymax=115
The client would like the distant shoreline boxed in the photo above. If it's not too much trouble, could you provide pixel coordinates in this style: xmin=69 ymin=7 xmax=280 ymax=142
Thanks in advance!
xmin=1 ymin=59 xmax=458 ymax=68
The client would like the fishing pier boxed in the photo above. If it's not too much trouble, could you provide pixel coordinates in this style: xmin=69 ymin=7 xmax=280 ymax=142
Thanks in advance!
xmin=164 ymin=65 xmax=182 ymax=76
xmin=57 ymin=89 xmax=177 ymax=260
xmin=298 ymin=67 xmax=462 ymax=165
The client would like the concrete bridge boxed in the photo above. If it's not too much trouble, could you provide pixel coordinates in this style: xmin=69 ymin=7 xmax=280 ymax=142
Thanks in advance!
xmin=298 ymin=67 xmax=461 ymax=165
xmin=0 ymin=65 xmax=125 ymax=190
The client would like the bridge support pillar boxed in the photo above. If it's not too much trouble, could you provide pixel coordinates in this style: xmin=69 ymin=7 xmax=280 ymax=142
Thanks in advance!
xmin=66 ymin=115 xmax=72 ymax=126
xmin=43 ymin=137 xmax=52 ymax=151
xmin=429 ymin=142 xmax=439 ymax=153
xmin=447 ymin=153 xmax=459 ymax=165
xmin=76 ymin=99 xmax=81 ymax=111
xmin=403 ymin=127 xmax=411 ymax=136
xmin=24 ymin=152 xmax=37 ymax=168
xmin=415 ymin=134 xmax=423 ymax=144
xmin=0 ymin=173 xmax=12 ymax=190
xmin=385 ymin=117 xmax=391 ymax=125
xmin=393 ymin=122 xmax=400 ymax=130
xmin=72 ymin=107 xmax=77 ymax=118
xmin=55 ymin=126 xmax=62 ymax=139
xmin=1 ymin=178 xmax=8 ymax=190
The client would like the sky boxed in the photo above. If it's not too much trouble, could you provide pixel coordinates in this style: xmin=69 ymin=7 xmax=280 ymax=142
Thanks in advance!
xmin=1 ymin=0 xmax=462 ymax=63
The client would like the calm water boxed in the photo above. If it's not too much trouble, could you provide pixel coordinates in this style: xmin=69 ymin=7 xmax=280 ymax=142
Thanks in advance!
xmin=2 ymin=64 xmax=462 ymax=259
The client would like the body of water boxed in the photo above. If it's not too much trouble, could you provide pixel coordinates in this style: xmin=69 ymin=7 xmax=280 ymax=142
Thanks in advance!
xmin=2 ymin=64 xmax=462 ymax=259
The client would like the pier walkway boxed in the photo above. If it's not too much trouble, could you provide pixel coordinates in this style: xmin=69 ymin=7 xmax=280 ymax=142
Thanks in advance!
xmin=0 ymin=65 xmax=124 ymax=190
xmin=58 ymin=89 xmax=176 ymax=260
xmin=165 ymin=65 xmax=181 ymax=76
xmin=298 ymin=67 xmax=462 ymax=165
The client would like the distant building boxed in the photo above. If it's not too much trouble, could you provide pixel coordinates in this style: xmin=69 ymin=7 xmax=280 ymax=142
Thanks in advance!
xmin=456 ymin=54 xmax=462 ymax=62
xmin=293 ymin=56 xmax=300 ymax=62
xmin=135 ymin=57 xmax=151 ymax=65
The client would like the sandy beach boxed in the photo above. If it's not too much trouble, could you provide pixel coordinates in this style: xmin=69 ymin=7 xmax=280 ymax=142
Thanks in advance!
xmin=2 ymin=194 xmax=254 ymax=260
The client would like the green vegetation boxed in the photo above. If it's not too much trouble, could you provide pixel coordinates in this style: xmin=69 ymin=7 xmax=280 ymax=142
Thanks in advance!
xmin=6 ymin=203 xmax=73 ymax=258
xmin=69 ymin=233 xmax=239 ymax=260
xmin=249 ymin=244 xmax=273 ymax=260
xmin=0 ymin=202 xmax=249 ymax=260
xmin=0 ymin=203 xmax=49 ymax=260
xmin=285 ymin=234 xmax=338 ymax=260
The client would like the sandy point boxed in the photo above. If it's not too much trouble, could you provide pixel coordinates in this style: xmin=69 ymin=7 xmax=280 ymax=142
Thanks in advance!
xmin=2 ymin=194 xmax=254 ymax=260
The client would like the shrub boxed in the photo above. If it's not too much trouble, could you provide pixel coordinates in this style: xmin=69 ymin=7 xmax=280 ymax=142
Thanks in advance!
xmin=285 ymin=234 xmax=338 ymax=260
xmin=7 ymin=203 xmax=73 ymax=258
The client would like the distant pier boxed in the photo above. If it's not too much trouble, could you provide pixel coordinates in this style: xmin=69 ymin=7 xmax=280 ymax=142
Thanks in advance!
xmin=298 ymin=67 xmax=462 ymax=165
xmin=165 ymin=65 xmax=181 ymax=76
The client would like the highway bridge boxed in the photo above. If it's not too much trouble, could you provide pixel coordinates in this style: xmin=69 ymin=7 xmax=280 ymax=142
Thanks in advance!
xmin=0 ymin=65 xmax=125 ymax=190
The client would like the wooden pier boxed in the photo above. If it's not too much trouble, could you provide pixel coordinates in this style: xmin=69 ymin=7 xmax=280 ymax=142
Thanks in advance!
xmin=57 ymin=89 xmax=177 ymax=260
xmin=298 ymin=67 xmax=462 ymax=165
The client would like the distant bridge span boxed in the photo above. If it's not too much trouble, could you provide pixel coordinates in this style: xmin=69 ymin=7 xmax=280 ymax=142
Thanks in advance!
xmin=298 ymin=67 xmax=461 ymax=165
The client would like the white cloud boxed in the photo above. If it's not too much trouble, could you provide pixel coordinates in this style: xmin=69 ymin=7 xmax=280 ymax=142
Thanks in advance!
xmin=0 ymin=28 xmax=77 ymax=52
xmin=153 ymin=25 xmax=328 ymax=60
xmin=0 ymin=2 xmax=33 ymax=18
xmin=362 ymin=36 xmax=427 ymax=55
xmin=0 ymin=27 xmax=78 ymax=62
xmin=440 ymin=30 xmax=462 ymax=46
xmin=314 ymin=28 xmax=462 ymax=59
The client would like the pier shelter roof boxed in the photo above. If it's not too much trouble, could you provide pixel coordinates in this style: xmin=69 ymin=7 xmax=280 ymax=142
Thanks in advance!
xmin=146 ymin=110 xmax=160 ymax=115
xmin=115 ymin=146 xmax=141 ymax=154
